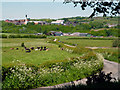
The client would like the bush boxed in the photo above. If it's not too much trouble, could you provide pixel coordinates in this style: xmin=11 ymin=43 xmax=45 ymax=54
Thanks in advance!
xmin=21 ymin=42 xmax=25 ymax=47
xmin=8 ymin=34 xmax=47 ymax=38
xmin=0 ymin=34 xmax=7 ymax=38
xmin=112 ymin=38 xmax=120 ymax=47
xmin=8 ymin=35 xmax=20 ymax=38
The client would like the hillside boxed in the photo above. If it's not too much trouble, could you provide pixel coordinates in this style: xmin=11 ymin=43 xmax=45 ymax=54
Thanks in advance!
xmin=1 ymin=16 xmax=119 ymax=37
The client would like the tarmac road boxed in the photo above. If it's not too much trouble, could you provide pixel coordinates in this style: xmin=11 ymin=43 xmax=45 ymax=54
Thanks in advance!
xmin=103 ymin=59 xmax=120 ymax=80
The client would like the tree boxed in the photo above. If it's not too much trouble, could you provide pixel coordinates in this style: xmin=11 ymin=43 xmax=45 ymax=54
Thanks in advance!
xmin=60 ymin=0 xmax=120 ymax=18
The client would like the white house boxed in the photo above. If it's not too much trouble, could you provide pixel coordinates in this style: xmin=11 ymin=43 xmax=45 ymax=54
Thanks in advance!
xmin=51 ymin=20 xmax=64 ymax=25
xmin=71 ymin=32 xmax=90 ymax=36
xmin=70 ymin=32 xmax=80 ymax=36
xmin=29 ymin=21 xmax=46 ymax=25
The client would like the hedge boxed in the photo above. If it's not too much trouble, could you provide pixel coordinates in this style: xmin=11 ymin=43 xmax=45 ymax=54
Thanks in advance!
xmin=0 ymin=34 xmax=47 ymax=38
xmin=2 ymin=52 xmax=104 ymax=89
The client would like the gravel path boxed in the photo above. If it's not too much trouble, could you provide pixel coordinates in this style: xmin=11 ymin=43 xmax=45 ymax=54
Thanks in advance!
xmin=31 ymin=60 xmax=120 ymax=90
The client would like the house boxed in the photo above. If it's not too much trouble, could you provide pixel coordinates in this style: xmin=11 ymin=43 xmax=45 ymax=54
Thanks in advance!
xmin=79 ymin=33 xmax=91 ymax=37
xmin=70 ymin=32 xmax=80 ymax=36
xmin=54 ymin=32 xmax=63 ymax=36
xmin=29 ymin=21 xmax=47 ymax=25
xmin=107 ymin=24 xmax=117 ymax=28
xmin=49 ymin=31 xmax=63 ymax=36
xmin=63 ymin=33 xmax=71 ymax=36
xmin=71 ymin=32 xmax=91 ymax=37
xmin=51 ymin=20 xmax=64 ymax=25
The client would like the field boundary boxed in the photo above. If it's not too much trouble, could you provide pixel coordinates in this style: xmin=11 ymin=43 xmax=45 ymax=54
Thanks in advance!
xmin=31 ymin=59 xmax=119 ymax=90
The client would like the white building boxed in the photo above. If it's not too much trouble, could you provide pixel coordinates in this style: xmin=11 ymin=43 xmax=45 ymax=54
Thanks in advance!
xmin=70 ymin=32 xmax=80 ymax=36
xmin=51 ymin=20 xmax=64 ymax=25
xmin=71 ymin=32 xmax=90 ymax=36
xmin=29 ymin=21 xmax=46 ymax=25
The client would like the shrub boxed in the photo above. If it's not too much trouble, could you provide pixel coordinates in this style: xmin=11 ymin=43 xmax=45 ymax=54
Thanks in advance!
xmin=8 ymin=34 xmax=47 ymax=38
xmin=112 ymin=38 xmax=120 ymax=47
xmin=21 ymin=42 xmax=25 ymax=47
xmin=0 ymin=34 xmax=7 ymax=38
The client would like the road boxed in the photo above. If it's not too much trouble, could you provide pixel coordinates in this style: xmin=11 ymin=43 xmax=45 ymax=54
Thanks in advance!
xmin=103 ymin=59 xmax=120 ymax=80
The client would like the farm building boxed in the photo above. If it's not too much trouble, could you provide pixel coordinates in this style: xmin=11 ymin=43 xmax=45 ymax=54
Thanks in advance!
xmin=51 ymin=20 xmax=64 ymax=25
xmin=63 ymin=33 xmax=71 ymax=36
xmin=49 ymin=31 xmax=63 ymax=36
xmin=70 ymin=32 xmax=81 ymax=36
xmin=54 ymin=32 xmax=63 ymax=36
xmin=29 ymin=21 xmax=47 ymax=25
xmin=71 ymin=32 xmax=91 ymax=37
xmin=79 ymin=33 xmax=91 ymax=37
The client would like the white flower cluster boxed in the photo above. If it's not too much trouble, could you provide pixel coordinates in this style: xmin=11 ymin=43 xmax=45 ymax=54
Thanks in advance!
xmin=72 ymin=53 xmax=104 ymax=71
xmin=65 ymin=48 xmax=73 ymax=53
xmin=7 ymin=52 xmax=104 ymax=88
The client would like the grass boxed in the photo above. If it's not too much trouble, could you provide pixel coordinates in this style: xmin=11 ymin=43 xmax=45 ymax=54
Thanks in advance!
xmin=48 ymin=36 xmax=114 ymax=47
xmin=2 ymin=51 xmax=104 ymax=89
xmin=48 ymin=36 xmax=119 ymax=63
xmin=2 ymin=38 xmax=79 ymax=66
xmin=94 ymin=48 xmax=119 ymax=63
xmin=2 ymin=37 xmax=115 ymax=89
xmin=63 ymin=39 xmax=113 ymax=47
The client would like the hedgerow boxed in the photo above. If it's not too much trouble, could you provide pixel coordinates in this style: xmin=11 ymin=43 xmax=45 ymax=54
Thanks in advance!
xmin=0 ymin=34 xmax=47 ymax=38
xmin=2 ymin=52 xmax=104 ymax=89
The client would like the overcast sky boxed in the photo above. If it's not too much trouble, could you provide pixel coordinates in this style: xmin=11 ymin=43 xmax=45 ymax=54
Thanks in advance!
xmin=1 ymin=0 xmax=94 ymax=20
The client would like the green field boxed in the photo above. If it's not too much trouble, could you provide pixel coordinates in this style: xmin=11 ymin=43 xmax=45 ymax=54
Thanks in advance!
xmin=2 ymin=38 xmax=79 ymax=65
xmin=2 ymin=36 xmax=119 ymax=89
xmin=48 ymin=36 xmax=119 ymax=63
xmin=49 ymin=36 xmax=113 ymax=47
xmin=2 ymin=36 xmax=118 ymax=65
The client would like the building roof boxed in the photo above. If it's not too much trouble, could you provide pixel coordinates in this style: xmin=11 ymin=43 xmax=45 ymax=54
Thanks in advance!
xmin=51 ymin=20 xmax=64 ymax=24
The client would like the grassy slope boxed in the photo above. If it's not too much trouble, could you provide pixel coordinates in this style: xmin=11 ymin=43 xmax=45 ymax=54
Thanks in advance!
xmin=50 ymin=36 xmax=119 ymax=63
xmin=2 ymin=38 xmax=79 ymax=66
xmin=51 ymin=36 xmax=113 ymax=47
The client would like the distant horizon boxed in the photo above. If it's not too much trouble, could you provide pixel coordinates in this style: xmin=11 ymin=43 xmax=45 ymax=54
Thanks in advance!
xmin=3 ymin=15 xmax=91 ymax=20
xmin=1 ymin=2 xmax=95 ymax=20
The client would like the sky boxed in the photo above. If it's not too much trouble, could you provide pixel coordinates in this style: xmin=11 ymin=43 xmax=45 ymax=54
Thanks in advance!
xmin=1 ymin=0 xmax=94 ymax=20
xmin=1 ymin=0 xmax=64 ymax=2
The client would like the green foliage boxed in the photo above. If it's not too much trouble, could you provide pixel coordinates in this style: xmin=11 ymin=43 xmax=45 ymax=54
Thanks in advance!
xmin=0 ymin=34 xmax=7 ymax=38
xmin=95 ymin=49 xmax=119 ymax=63
xmin=90 ymin=28 xmax=118 ymax=37
xmin=2 ymin=52 xmax=103 ymax=89
xmin=89 ymin=21 xmax=104 ymax=29
xmin=1 ymin=16 xmax=119 ymax=37
xmin=112 ymin=38 xmax=120 ymax=47
xmin=21 ymin=42 xmax=25 ymax=47
xmin=73 ymin=45 xmax=91 ymax=55
xmin=1 ymin=34 xmax=47 ymax=38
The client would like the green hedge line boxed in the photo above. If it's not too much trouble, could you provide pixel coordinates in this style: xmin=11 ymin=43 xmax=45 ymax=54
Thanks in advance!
xmin=48 ymin=38 xmax=92 ymax=55
xmin=68 ymin=37 xmax=116 ymax=40
xmin=0 ymin=34 xmax=47 ymax=38
xmin=2 ymin=52 xmax=104 ymax=89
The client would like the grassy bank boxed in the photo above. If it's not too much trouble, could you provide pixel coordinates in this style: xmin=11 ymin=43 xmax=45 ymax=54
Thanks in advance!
xmin=2 ymin=52 xmax=103 ymax=89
